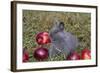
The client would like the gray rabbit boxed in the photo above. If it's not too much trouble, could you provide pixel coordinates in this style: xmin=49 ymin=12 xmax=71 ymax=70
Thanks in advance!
xmin=49 ymin=20 xmax=79 ymax=59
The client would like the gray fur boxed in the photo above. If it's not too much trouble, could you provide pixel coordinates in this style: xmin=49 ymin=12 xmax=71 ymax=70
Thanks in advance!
xmin=49 ymin=20 xmax=79 ymax=58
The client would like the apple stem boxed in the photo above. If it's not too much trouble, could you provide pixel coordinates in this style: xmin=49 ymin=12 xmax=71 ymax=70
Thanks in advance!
xmin=39 ymin=45 xmax=44 ymax=47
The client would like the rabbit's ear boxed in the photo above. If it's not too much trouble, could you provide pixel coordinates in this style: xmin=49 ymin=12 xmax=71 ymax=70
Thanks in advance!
xmin=59 ymin=22 xmax=64 ymax=30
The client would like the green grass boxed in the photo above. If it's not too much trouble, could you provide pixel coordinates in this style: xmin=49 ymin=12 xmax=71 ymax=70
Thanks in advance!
xmin=23 ymin=10 xmax=91 ymax=62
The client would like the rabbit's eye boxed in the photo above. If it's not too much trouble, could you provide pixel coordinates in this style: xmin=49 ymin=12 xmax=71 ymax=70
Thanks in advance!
xmin=60 ymin=22 xmax=64 ymax=25
xmin=59 ymin=22 xmax=64 ymax=30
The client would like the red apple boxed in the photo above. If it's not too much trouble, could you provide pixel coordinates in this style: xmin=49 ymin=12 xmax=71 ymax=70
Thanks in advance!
xmin=67 ymin=52 xmax=80 ymax=60
xmin=36 ymin=32 xmax=51 ymax=45
xmin=81 ymin=48 xmax=91 ymax=60
xmin=23 ymin=48 xmax=29 ymax=62
xmin=33 ymin=47 xmax=48 ymax=61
